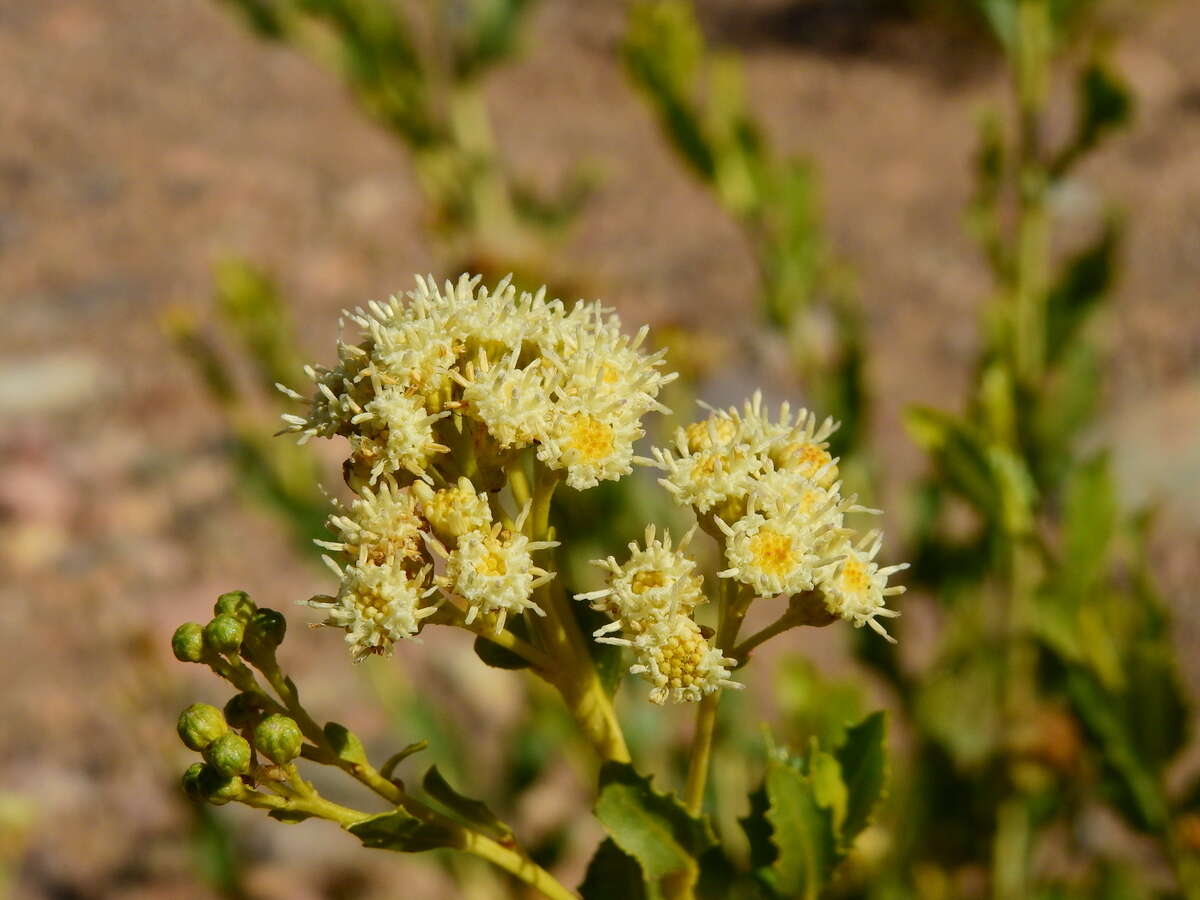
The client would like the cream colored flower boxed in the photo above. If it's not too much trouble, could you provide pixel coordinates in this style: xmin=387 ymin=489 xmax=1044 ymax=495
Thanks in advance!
xmin=817 ymin=530 xmax=906 ymax=642
xmin=317 ymin=478 xmax=426 ymax=568
xmin=442 ymin=516 xmax=558 ymax=633
xmin=350 ymin=386 xmax=450 ymax=481
xmin=412 ymin=477 xmax=492 ymax=544
xmin=628 ymin=616 xmax=741 ymax=704
xmin=308 ymin=557 xmax=438 ymax=660
xmin=278 ymin=341 xmax=375 ymax=443
xmin=576 ymin=525 xmax=704 ymax=642
xmin=458 ymin=349 xmax=552 ymax=449
xmin=535 ymin=402 xmax=645 ymax=491
xmin=716 ymin=508 xmax=833 ymax=599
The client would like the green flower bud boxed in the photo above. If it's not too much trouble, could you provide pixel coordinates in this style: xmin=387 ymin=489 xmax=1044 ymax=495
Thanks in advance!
xmin=242 ymin=608 xmax=286 ymax=661
xmin=204 ymin=614 xmax=245 ymax=654
xmin=181 ymin=762 xmax=206 ymax=801
xmin=197 ymin=763 xmax=245 ymax=806
xmin=177 ymin=703 xmax=228 ymax=751
xmin=224 ymin=692 xmax=266 ymax=730
xmin=171 ymin=622 xmax=207 ymax=663
xmin=204 ymin=732 xmax=252 ymax=777
xmin=255 ymin=714 xmax=304 ymax=765
xmin=214 ymin=590 xmax=256 ymax=622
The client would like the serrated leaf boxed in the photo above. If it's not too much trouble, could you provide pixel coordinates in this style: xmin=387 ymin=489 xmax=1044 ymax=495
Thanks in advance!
xmin=579 ymin=838 xmax=649 ymax=900
xmin=835 ymin=712 xmax=888 ymax=846
xmin=740 ymin=784 xmax=776 ymax=871
xmin=593 ymin=762 xmax=716 ymax=894
xmin=807 ymin=749 xmax=847 ymax=836
xmin=422 ymin=765 xmax=512 ymax=843
xmin=764 ymin=759 xmax=836 ymax=900
xmin=346 ymin=808 xmax=458 ymax=852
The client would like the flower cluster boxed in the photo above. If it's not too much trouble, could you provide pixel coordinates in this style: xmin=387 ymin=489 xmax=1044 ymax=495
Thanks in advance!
xmin=285 ymin=275 xmax=676 ymax=658
xmin=649 ymin=392 xmax=906 ymax=641
xmin=576 ymin=527 xmax=740 ymax=704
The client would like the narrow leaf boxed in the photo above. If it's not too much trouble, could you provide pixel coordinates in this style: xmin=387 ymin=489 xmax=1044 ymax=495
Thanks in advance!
xmin=422 ymin=765 xmax=513 ymax=843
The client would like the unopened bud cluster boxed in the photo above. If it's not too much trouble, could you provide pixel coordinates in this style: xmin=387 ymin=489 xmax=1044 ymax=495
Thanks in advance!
xmin=173 ymin=591 xmax=307 ymax=805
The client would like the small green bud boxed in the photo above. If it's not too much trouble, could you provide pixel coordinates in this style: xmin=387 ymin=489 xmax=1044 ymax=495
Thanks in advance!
xmin=255 ymin=714 xmax=304 ymax=764
xmin=224 ymin=692 xmax=266 ymax=730
xmin=214 ymin=590 xmax=256 ymax=622
xmin=197 ymin=764 xmax=245 ymax=806
xmin=177 ymin=703 xmax=228 ymax=751
xmin=204 ymin=614 xmax=245 ymax=654
xmin=242 ymin=608 xmax=287 ymax=660
xmin=171 ymin=622 xmax=207 ymax=663
xmin=181 ymin=762 xmax=206 ymax=801
xmin=204 ymin=732 xmax=252 ymax=777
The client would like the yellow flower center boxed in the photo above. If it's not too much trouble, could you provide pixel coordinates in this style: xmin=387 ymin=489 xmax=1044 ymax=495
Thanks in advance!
xmin=748 ymin=528 xmax=795 ymax=576
xmin=840 ymin=559 xmax=870 ymax=593
xmin=631 ymin=570 xmax=667 ymax=595
xmin=657 ymin=629 xmax=705 ymax=687
xmin=685 ymin=417 xmax=737 ymax=452
xmin=475 ymin=543 xmax=509 ymax=577
xmin=601 ymin=363 xmax=621 ymax=385
xmin=566 ymin=414 xmax=614 ymax=463
xmin=777 ymin=441 xmax=832 ymax=477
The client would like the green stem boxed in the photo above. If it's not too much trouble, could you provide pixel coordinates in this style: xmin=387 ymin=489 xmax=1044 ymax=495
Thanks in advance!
xmin=682 ymin=579 xmax=751 ymax=816
xmin=526 ymin=461 xmax=630 ymax=763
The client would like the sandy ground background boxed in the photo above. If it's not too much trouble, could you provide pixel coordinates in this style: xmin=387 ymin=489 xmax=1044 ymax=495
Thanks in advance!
xmin=2 ymin=0 xmax=1198 ymax=897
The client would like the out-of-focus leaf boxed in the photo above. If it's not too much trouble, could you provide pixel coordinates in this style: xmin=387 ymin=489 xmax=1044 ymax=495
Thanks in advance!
xmin=624 ymin=1 xmax=716 ymax=181
xmin=775 ymin=656 xmax=864 ymax=750
xmin=451 ymin=0 xmax=536 ymax=80
xmin=1065 ymin=666 xmax=1168 ymax=833
xmin=916 ymin=644 xmax=1004 ymax=769
xmin=593 ymin=762 xmax=716 ymax=894
xmin=572 ymin=600 xmax=626 ymax=697
xmin=1054 ymin=57 xmax=1133 ymax=174
xmin=579 ymin=838 xmax=648 ymax=900
xmin=214 ymin=260 xmax=302 ymax=394
xmin=1062 ymin=453 xmax=1116 ymax=593
xmin=422 ymin=766 xmax=513 ymax=843
xmin=836 ymin=712 xmax=888 ymax=846
xmin=1045 ymin=219 xmax=1120 ymax=364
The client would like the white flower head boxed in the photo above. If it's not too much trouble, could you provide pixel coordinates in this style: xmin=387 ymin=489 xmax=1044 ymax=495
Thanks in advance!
xmin=278 ymin=340 xmax=375 ymax=443
xmin=536 ymin=404 xmax=644 ymax=491
xmin=350 ymin=385 xmax=450 ymax=482
xmin=459 ymin=349 xmax=551 ymax=449
xmin=412 ymin=477 xmax=492 ymax=544
xmin=308 ymin=557 xmax=438 ymax=660
xmin=442 ymin=517 xmax=558 ymax=633
xmin=317 ymin=478 xmax=426 ymax=567
xmin=717 ymin=509 xmax=828 ymax=599
xmin=576 ymin=525 xmax=704 ymax=642
xmin=628 ymin=616 xmax=741 ymax=705
xmin=817 ymin=530 xmax=907 ymax=643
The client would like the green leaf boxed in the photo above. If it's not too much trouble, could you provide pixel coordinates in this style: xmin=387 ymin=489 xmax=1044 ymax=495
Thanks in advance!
xmin=267 ymin=808 xmax=313 ymax=824
xmin=1065 ymin=666 xmax=1168 ymax=832
xmin=593 ymin=762 xmax=716 ymax=894
xmin=323 ymin=721 xmax=367 ymax=765
xmin=1054 ymin=57 xmax=1133 ymax=174
xmin=473 ymin=634 xmax=531 ymax=670
xmin=579 ymin=838 xmax=649 ymax=900
xmin=623 ymin=1 xmax=717 ymax=181
xmin=346 ymin=808 xmax=458 ymax=852
xmin=572 ymin=601 xmax=626 ymax=697
xmin=1045 ymin=219 xmax=1120 ymax=364
xmin=1062 ymin=452 xmax=1116 ymax=593
xmin=764 ymin=756 xmax=836 ymax=899
xmin=740 ymin=784 xmax=776 ymax=871
xmin=835 ymin=712 xmax=888 ymax=846
xmin=422 ymin=765 xmax=513 ymax=843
